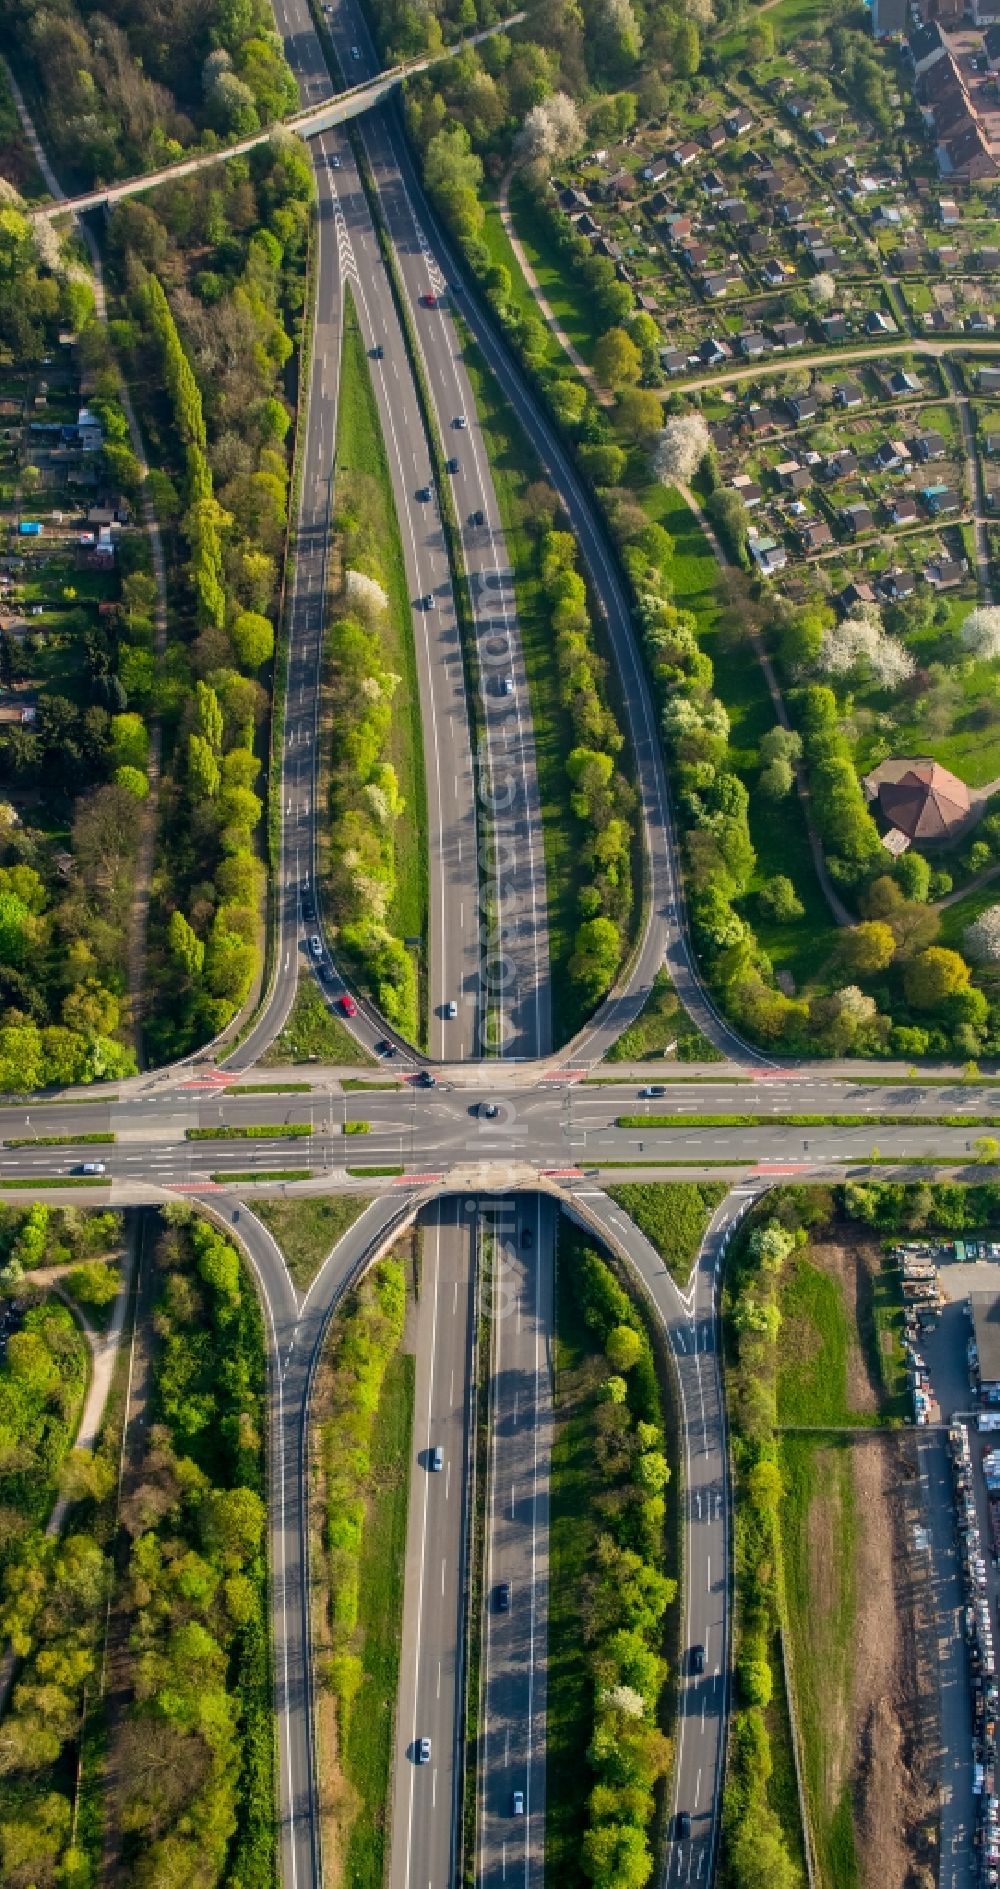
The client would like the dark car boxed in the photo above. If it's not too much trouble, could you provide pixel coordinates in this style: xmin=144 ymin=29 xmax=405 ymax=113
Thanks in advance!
xmin=521 ymin=1226 xmax=533 ymax=1249
xmin=479 ymin=1101 xmax=499 ymax=1119
xmin=417 ymin=1069 xmax=436 ymax=1087
xmin=417 ymin=485 xmax=432 ymax=501
xmin=370 ymin=344 xmax=384 ymax=360
xmin=676 ymin=1812 xmax=691 ymax=1841
xmin=469 ymin=509 xmax=484 ymax=527
xmin=445 ymin=456 xmax=459 ymax=474
xmin=690 ymin=1643 xmax=706 ymax=1675
xmin=496 ymin=1581 xmax=511 ymax=1611
xmin=375 ymin=1039 xmax=398 ymax=1058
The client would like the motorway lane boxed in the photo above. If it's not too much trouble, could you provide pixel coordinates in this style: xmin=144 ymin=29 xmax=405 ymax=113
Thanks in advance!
xmin=325 ymin=0 xmax=552 ymax=1060
xmin=389 ymin=1200 xmax=476 ymax=1889
xmin=478 ymin=1194 xmax=554 ymax=1888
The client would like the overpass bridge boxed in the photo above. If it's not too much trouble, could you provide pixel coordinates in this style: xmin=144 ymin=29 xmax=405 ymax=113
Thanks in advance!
xmin=29 ymin=13 xmax=525 ymax=220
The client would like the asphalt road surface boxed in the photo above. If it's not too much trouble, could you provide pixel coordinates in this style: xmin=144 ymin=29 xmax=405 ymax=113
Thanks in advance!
xmin=390 ymin=1199 xmax=475 ymax=1889
xmin=478 ymin=1193 xmax=555 ymax=1888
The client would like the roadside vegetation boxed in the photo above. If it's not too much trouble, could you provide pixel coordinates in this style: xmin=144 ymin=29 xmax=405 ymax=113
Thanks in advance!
xmin=547 ymin=1224 xmax=676 ymax=1889
xmin=253 ymin=1193 xmax=375 ymax=1290
xmin=0 ymin=1206 xmax=124 ymax=1887
xmin=322 ymin=292 xmax=426 ymax=1044
xmin=106 ymin=1205 xmax=272 ymax=1886
xmin=259 ymin=978 xmax=375 ymax=1066
xmin=606 ymin=967 xmax=723 ymax=1063
xmin=310 ymin=1253 xmax=413 ymax=1886
xmin=606 ymin=1180 xmax=725 ymax=1285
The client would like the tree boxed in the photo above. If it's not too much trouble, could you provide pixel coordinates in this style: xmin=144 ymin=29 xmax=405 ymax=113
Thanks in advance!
xmin=115 ymin=765 xmax=149 ymax=799
xmin=973 ymin=1136 xmax=1000 ymax=1164
xmin=904 ymin=946 xmax=971 ymax=1010
xmin=594 ymin=327 xmax=641 ymax=390
xmin=62 ymin=981 xmax=119 ymax=1038
xmin=964 ymin=904 xmax=1000 ymax=963
xmin=168 ymin=910 xmax=205 ymax=980
xmin=569 ymin=916 xmax=622 ymax=1004
xmin=616 ymin=388 xmax=663 ymax=447
xmin=515 ymin=92 xmax=584 ymax=162
xmin=895 ymin=851 xmax=930 ymax=903
xmin=961 ymin=605 xmax=1000 ymax=660
xmin=672 ymin=15 xmax=700 ymax=75
xmin=816 ymin=609 xmax=915 ymax=689
xmin=757 ymin=875 xmax=804 ymax=922
xmin=758 ymin=756 xmax=793 ymax=800
xmin=200 ymin=1485 xmax=265 ymax=1567
xmin=230 ymin=609 xmax=275 ymax=669
xmin=0 ymin=891 xmax=33 ymax=967
xmin=809 ymin=271 xmax=837 ymax=306
xmin=654 ymin=413 xmax=711 ymax=485
xmin=188 ymin=732 xmax=221 ymax=800
xmin=840 ymin=921 xmax=895 ymax=976
xmin=606 ymin=1324 xmax=643 ymax=1372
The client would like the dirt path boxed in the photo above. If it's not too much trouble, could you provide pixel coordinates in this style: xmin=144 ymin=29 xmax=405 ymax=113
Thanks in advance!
xmin=497 ymin=169 xmax=612 ymax=405
xmin=2 ymin=58 xmax=170 ymax=1065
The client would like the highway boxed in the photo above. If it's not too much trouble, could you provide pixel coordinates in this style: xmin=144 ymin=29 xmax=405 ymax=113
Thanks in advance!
xmin=389 ymin=1199 xmax=475 ymax=1889
xmin=478 ymin=1193 xmax=554 ymax=1888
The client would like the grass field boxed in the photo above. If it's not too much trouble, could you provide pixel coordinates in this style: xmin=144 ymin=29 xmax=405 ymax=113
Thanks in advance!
xmin=546 ymin=1244 xmax=604 ymax=1889
xmin=253 ymin=1194 xmax=375 ymax=1290
xmin=780 ymin=1436 xmax=860 ymax=1889
xmin=341 ymin=1345 xmax=415 ymax=1889
xmin=259 ymin=979 xmax=376 ymax=1067
xmin=606 ymin=1181 xmax=726 ymax=1285
xmin=606 ymin=965 xmax=724 ymax=1062
xmin=334 ymin=292 xmax=428 ymax=956
xmin=506 ymin=175 xmax=604 ymax=364
xmin=460 ymin=337 xmax=588 ymax=1042
xmin=776 ymin=1249 xmax=907 ymax=1428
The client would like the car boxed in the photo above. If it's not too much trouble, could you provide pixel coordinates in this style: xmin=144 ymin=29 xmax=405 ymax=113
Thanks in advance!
xmin=521 ymin=1226 xmax=533 ymax=1248
xmin=330 ymin=153 xmax=341 ymax=168
xmin=80 ymin=1161 xmax=106 ymax=1175
xmin=370 ymin=343 xmax=384 ymax=359
xmin=469 ymin=509 xmax=484 ymax=527
xmin=499 ymin=677 xmax=514 ymax=695
xmin=639 ymin=1085 xmax=666 ymax=1098
xmin=496 ymin=1580 xmax=511 ymax=1611
xmin=690 ymin=1643 xmax=706 ymax=1674
xmin=350 ymin=43 xmax=361 ymax=57
xmin=302 ymin=900 xmax=315 ymax=923
xmin=375 ymin=1039 xmax=398 ymax=1058
xmin=445 ymin=456 xmax=459 ymax=474
xmin=417 ymin=1069 xmax=437 ymax=1087
xmin=431 ymin=1446 xmax=444 ymax=1471
xmin=423 ymin=593 xmax=436 ymax=610
xmin=418 ymin=1737 xmax=432 ymax=1763
xmin=676 ymin=1812 xmax=691 ymax=1841
xmin=453 ymin=415 xmax=468 ymax=429
xmin=417 ymin=485 xmax=432 ymax=502
xmin=512 ymin=1791 xmax=525 ymax=1816
xmin=480 ymin=1102 xmax=499 ymax=1119
xmin=422 ymin=292 xmax=438 ymax=309
xmin=309 ymin=934 xmax=323 ymax=958
xmin=445 ymin=1000 xmax=458 ymax=1019
xmin=338 ymin=994 xmax=358 ymax=1017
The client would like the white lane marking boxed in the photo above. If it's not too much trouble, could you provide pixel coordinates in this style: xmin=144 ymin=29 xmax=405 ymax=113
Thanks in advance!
xmin=442 ymin=1557 xmax=446 ymax=1596
xmin=404 ymin=1223 xmax=442 ymax=1889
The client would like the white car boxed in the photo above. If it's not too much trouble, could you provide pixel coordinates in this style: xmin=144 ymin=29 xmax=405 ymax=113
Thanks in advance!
xmin=80 ymin=1161 xmax=106 ymax=1175
xmin=454 ymin=414 xmax=468 ymax=429
xmin=512 ymin=1791 xmax=524 ymax=1816
xmin=350 ymin=43 xmax=361 ymax=58
xmin=419 ymin=1737 xmax=431 ymax=1763
xmin=446 ymin=1000 xmax=458 ymax=1018
xmin=309 ymin=934 xmax=323 ymax=958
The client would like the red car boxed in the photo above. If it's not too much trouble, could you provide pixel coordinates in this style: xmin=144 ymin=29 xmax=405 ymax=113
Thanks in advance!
xmin=422 ymin=292 xmax=438 ymax=309
xmin=338 ymin=994 xmax=357 ymax=1017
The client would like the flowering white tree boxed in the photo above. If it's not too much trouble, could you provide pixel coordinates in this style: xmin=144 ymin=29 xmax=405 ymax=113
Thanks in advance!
xmin=346 ymin=569 xmax=388 ymax=616
xmin=961 ymin=606 xmax=1000 ymax=662
xmin=654 ymin=412 xmax=712 ymax=486
xmin=515 ymin=92 xmax=584 ymax=163
xmin=686 ymin=0 xmax=716 ymax=22
xmin=808 ymin=271 xmax=836 ymax=307
xmin=965 ymin=904 xmax=1000 ymax=963
xmin=816 ymin=607 xmax=915 ymax=689
xmin=835 ymin=985 xmax=878 ymax=1025
xmin=601 ymin=1684 xmax=646 ymax=1718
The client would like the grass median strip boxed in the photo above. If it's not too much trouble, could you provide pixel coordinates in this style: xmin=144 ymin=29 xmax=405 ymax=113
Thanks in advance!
xmin=616 ymin=1112 xmax=1000 ymax=1129
xmin=186 ymin=1123 xmax=313 ymax=1141
xmin=4 ymin=1132 xmax=115 ymax=1148
xmin=604 ymin=1181 xmax=727 ymax=1286
xmin=254 ymin=1195 xmax=375 ymax=1290
xmin=0 ymin=1176 xmax=108 ymax=1188
xmin=211 ymin=1169 xmax=312 ymax=1184
xmin=224 ymin=1083 xmax=313 ymax=1095
xmin=343 ymin=1120 xmax=370 ymax=1135
xmin=347 ymin=1165 xmax=404 ymax=1177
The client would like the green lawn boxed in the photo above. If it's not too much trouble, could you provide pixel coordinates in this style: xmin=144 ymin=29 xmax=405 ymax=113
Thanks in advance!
xmin=605 ymin=1181 xmax=727 ymax=1285
xmin=259 ymin=980 xmax=376 ymax=1067
xmin=606 ymin=964 xmax=724 ymax=1062
xmin=335 ymin=291 xmax=428 ymax=951
xmin=776 ymin=1249 xmax=907 ymax=1428
xmin=460 ymin=337 xmax=589 ymax=1042
xmin=780 ymin=1436 xmax=860 ymax=1889
xmin=640 ymin=485 xmax=841 ymax=990
xmin=481 ymin=196 xmax=563 ymax=375
xmin=506 ymin=174 xmax=603 ymax=364
xmin=341 ymin=1345 xmax=415 ymax=1889
xmin=252 ymin=1194 xmax=375 ymax=1290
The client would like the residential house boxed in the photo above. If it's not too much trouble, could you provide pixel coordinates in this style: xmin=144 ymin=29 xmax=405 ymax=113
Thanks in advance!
xmin=820 ymin=314 xmax=849 ymax=343
xmin=834 ymin=381 xmax=865 ymax=409
xmin=987 ymin=19 xmax=1000 ymax=65
xmin=875 ymin=438 xmax=909 ymax=470
xmin=698 ymin=337 xmax=729 ymax=366
xmin=786 ymin=393 xmax=818 ymax=423
xmin=781 ymin=465 xmax=813 ymax=493
xmin=605 ymin=169 xmax=635 ymax=200
xmin=762 ymin=258 xmax=794 ymax=287
xmin=660 ymin=348 xmax=690 ymax=375
xmin=878 ymin=569 xmax=916 ymax=601
xmin=682 ymin=240 xmax=710 ymax=269
xmin=872 ymin=0 xmax=908 ymax=38
xmin=754 ymin=168 xmax=785 ymax=199
xmin=731 ymin=475 xmax=763 ymax=507
xmin=812 ymin=123 xmax=838 ymax=147
xmin=981 ymin=367 xmax=1000 ymax=393
xmin=725 ymin=107 xmax=754 ymax=137
xmin=744 ymin=404 xmax=777 ymax=434
xmin=824 ymin=449 xmax=860 ymax=480
xmin=594 ymin=236 xmax=623 ymax=262
xmin=914 ymin=429 xmax=946 ymax=461
xmin=720 ymin=198 xmax=749 ymax=226
xmin=984 ymin=431 xmax=1000 ymax=453
xmin=745 ymin=230 xmax=770 ymax=257
xmin=787 ymin=95 xmax=814 ymax=121
xmin=968 ymin=309 xmax=994 ymax=333
xmin=894 ymin=245 xmax=922 ymax=273
xmin=770 ymin=321 xmax=806 ymax=349
xmin=748 ymin=535 xmax=788 ymax=576
xmin=559 ymin=186 xmax=592 ymax=212
xmin=938 ymin=196 xmax=961 ymax=225
xmin=702 ymin=124 xmax=727 ymax=152
xmin=922 ymin=484 xmax=961 ymax=514
xmin=76 ymin=407 xmax=103 ymax=452
xmin=672 ymin=141 xmax=701 ymax=168
xmin=641 ymin=157 xmax=672 ymax=185
xmin=701 ymin=169 xmax=726 ymax=198
xmin=576 ymin=213 xmax=599 ymax=238
xmin=799 ymin=519 xmax=833 ymax=551
xmin=778 ymin=198 xmax=807 ymax=224
xmin=810 ymin=246 xmax=839 ymax=272
xmin=888 ymin=369 xmax=921 ymax=395
xmin=708 ymin=422 xmax=733 ymax=451
xmin=866 ymin=309 xmax=897 ymax=335
xmin=942 ymin=123 xmax=999 ymax=179
xmin=978 ymin=248 xmax=1000 ymax=271
xmin=909 ymin=21 xmax=947 ymax=76
xmin=844 ymin=501 xmax=875 ymax=534
xmin=663 ymin=213 xmax=692 ymax=241
xmin=936 ymin=245 xmax=961 ymax=268
xmin=926 ymin=555 xmax=964 ymax=585
xmin=737 ymin=329 xmax=767 ymax=357
xmin=840 ymin=580 xmax=878 ymax=612
xmin=702 ymin=270 xmax=737 ymax=298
